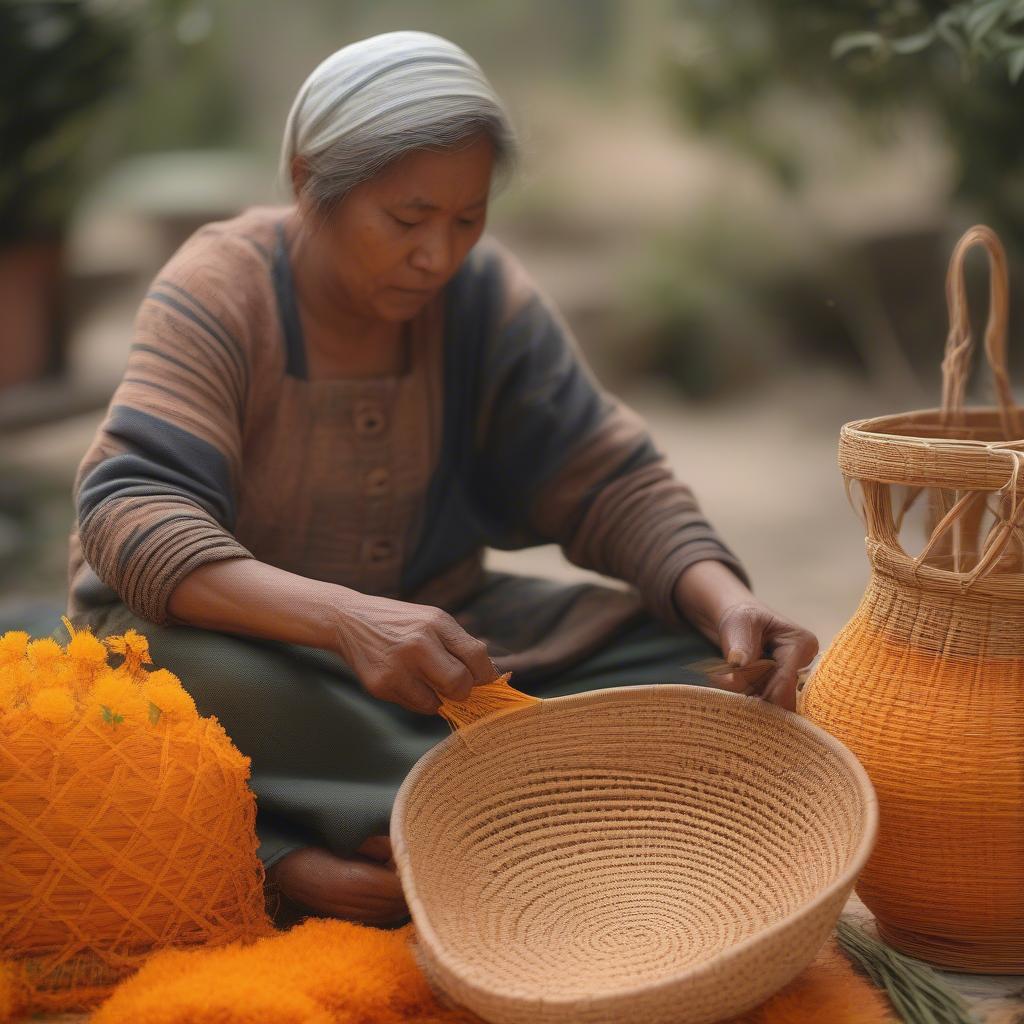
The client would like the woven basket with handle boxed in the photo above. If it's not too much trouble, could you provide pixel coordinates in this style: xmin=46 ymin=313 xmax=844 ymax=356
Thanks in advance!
xmin=391 ymin=683 xmax=877 ymax=1024
xmin=799 ymin=224 xmax=1024 ymax=973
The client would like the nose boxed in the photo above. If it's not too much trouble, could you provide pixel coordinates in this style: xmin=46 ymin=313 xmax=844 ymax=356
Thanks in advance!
xmin=409 ymin=223 xmax=455 ymax=278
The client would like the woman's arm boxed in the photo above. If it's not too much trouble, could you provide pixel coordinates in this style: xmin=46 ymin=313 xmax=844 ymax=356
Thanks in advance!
xmin=470 ymin=241 xmax=751 ymax=624
xmin=672 ymin=558 xmax=753 ymax=643
xmin=74 ymin=244 xmax=258 ymax=626
xmin=166 ymin=556 xmax=340 ymax=647
xmin=166 ymin=557 xmax=496 ymax=714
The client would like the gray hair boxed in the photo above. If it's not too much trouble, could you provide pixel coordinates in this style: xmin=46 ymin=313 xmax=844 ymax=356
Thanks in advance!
xmin=280 ymin=30 xmax=519 ymax=212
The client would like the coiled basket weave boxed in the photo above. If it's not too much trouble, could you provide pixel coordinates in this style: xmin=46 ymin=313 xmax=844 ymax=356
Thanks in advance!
xmin=799 ymin=225 xmax=1024 ymax=973
xmin=391 ymin=683 xmax=878 ymax=1024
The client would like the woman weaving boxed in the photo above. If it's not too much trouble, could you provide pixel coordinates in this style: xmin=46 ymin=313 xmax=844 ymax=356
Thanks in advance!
xmin=64 ymin=31 xmax=818 ymax=928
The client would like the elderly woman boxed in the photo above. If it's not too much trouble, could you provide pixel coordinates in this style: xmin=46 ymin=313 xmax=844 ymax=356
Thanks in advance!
xmin=63 ymin=31 xmax=818 ymax=928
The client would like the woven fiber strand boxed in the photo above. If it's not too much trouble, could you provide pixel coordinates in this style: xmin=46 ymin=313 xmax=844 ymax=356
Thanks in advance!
xmin=0 ymin=623 xmax=274 ymax=1016
xmin=391 ymin=684 xmax=878 ymax=1024
xmin=799 ymin=224 xmax=1024 ymax=973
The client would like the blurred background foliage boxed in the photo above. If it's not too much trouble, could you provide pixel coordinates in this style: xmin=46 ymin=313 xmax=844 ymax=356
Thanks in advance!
xmin=4 ymin=0 xmax=1024 ymax=403
xmin=663 ymin=0 xmax=1024 ymax=248
xmin=638 ymin=0 xmax=1024 ymax=397
xmin=0 ymin=0 xmax=240 ymax=244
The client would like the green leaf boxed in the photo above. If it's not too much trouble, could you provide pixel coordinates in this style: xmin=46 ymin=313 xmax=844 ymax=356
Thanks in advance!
xmin=890 ymin=28 xmax=938 ymax=55
xmin=100 ymin=704 xmax=124 ymax=727
xmin=832 ymin=31 xmax=885 ymax=60
xmin=1009 ymin=45 xmax=1024 ymax=80
xmin=966 ymin=0 xmax=1010 ymax=46
xmin=836 ymin=919 xmax=979 ymax=1024
xmin=991 ymin=29 xmax=1024 ymax=49
xmin=936 ymin=12 xmax=970 ymax=57
xmin=148 ymin=702 xmax=162 ymax=725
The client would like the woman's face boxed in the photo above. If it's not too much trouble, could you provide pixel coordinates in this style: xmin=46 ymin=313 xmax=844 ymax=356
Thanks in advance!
xmin=297 ymin=132 xmax=495 ymax=322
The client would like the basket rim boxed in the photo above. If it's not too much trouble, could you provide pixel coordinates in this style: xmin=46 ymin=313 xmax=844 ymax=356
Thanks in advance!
xmin=842 ymin=404 xmax=1024 ymax=446
xmin=839 ymin=406 xmax=1024 ymax=490
xmin=390 ymin=683 xmax=879 ymax=1010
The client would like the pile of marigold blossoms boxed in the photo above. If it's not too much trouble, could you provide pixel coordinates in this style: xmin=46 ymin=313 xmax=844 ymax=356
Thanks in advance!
xmin=0 ymin=618 xmax=198 ymax=730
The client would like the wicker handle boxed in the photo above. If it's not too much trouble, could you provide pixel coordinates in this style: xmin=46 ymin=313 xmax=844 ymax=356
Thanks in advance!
xmin=941 ymin=225 xmax=1021 ymax=437
xmin=917 ymin=225 xmax=1024 ymax=582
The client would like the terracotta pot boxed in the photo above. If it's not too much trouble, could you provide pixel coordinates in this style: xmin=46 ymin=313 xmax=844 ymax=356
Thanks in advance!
xmin=0 ymin=238 xmax=67 ymax=391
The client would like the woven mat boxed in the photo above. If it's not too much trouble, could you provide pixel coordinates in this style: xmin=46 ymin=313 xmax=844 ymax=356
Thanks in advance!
xmin=12 ymin=921 xmax=895 ymax=1024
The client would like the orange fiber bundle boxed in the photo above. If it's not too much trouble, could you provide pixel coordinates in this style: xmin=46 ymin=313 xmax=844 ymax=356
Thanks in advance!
xmin=0 ymin=618 xmax=274 ymax=1018
xmin=799 ymin=225 xmax=1024 ymax=973
xmin=435 ymin=672 xmax=540 ymax=743
xmin=90 ymin=917 xmax=478 ymax=1024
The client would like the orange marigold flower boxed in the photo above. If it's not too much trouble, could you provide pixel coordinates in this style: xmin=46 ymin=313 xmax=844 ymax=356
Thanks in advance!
xmin=0 ymin=631 xmax=29 ymax=668
xmin=88 ymin=669 xmax=148 ymax=728
xmin=62 ymin=616 xmax=109 ymax=680
xmin=142 ymin=669 xmax=197 ymax=723
xmin=104 ymin=629 xmax=153 ymax=678
xmin=27 ymin=658 xmax=76 ymax=698
xmin=29 ymin=687 xmax=77 ymax=727
xmin=26 ymin=637 xmax=64 ymax=672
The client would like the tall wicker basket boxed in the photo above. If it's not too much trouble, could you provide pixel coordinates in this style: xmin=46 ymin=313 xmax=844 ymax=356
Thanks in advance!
xmin=799 ymin=224 xmax=1024 ymax=973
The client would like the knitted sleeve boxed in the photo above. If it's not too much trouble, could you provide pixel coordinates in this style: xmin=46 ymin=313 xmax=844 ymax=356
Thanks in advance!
xmin=73 ymin=231 xmax=258 ymax=625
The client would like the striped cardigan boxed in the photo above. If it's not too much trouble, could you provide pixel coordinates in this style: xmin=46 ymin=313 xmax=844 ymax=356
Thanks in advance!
xmin=67 ymin=206 xmax=750 ymax=676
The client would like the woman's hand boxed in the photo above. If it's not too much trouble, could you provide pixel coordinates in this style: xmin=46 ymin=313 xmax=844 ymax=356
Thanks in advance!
xmin=712 ymin=601 xmax=819 ymax=710
xmin=674 ymin=560 xmax=819 ymax=711
xmin=327 ymin=590 xmax=498 ymax=715
xmin=166 ymin=560 xmax=495 ymax=716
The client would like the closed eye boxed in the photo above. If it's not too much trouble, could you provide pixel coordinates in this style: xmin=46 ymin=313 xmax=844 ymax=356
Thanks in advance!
xmin=391 ymin=212 xmax=481 ymax=229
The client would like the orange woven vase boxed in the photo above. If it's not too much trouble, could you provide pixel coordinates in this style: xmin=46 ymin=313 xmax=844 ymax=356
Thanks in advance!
xmin=799 ymin=225 xmax=1024 ymax=973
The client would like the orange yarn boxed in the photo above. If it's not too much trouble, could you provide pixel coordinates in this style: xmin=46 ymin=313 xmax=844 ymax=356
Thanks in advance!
xmin=82 ymin=918 xmax=895 ymax=1024
xmin=436 ymin=672 xmax=540 ymax=742
xmin=89 ymin=918 xmax=477 ymax=1024
xmin=0 ymin=618 xmax=274 ymax=1017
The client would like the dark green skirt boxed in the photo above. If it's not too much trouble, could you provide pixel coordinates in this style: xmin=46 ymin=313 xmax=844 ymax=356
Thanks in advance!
xmin=60 ymin=601 xmax=721 ymax=872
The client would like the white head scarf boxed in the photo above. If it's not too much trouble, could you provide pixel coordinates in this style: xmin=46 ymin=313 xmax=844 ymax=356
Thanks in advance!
xmin=280 ymin=30 xmax=511 ymax=190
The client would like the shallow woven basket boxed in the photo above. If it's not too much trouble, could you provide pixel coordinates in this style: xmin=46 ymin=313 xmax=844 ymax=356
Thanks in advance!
xmin=391 ymin=684 xmax=878 ymax=1024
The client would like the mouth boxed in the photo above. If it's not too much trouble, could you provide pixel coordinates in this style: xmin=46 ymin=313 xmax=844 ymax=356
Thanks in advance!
xmin=390 ymin=285 xmax=431 ymax=295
